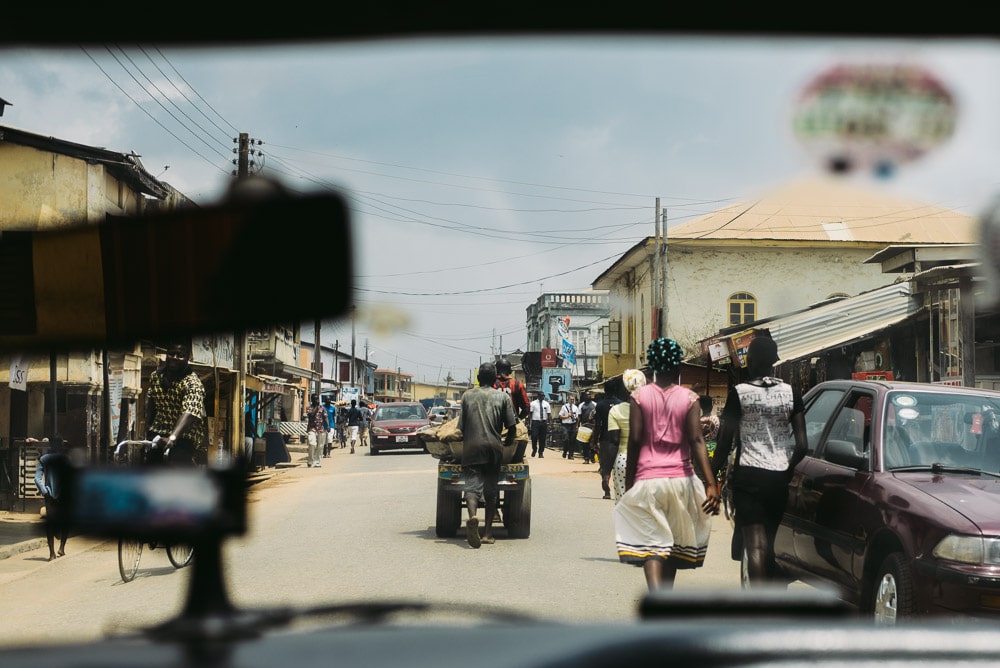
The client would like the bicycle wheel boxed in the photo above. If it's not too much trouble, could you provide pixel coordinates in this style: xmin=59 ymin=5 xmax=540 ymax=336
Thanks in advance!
xmin=167 ymin=543 xmax=195 ymax=568
xmin=118 ymin=538 xmax=143 ymax=583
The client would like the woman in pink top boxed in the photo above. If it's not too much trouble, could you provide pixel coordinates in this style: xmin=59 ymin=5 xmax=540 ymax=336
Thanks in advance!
xmin=613 ymin=337 xmax=720 ymax=591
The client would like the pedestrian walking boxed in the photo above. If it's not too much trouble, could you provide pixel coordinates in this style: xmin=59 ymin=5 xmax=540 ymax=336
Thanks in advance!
xmin=578 ymin=392 xmax=598 ymax=463
xmin=559 ymin=395 xmax=580 ymax=459
xmin=32 ymin=435 xmax=71 ymax=561
xmin=605 ymin=369 xmax=647 ymax=502
xmin=613 ymin=338 xmax=720 ymax=591
xmin=528 ymin=392 xmax=551 ymax=458
xmin=346 ymin=399 xmax=363 ymax=453
xmin=459 ymin=362 xmax=518 ymax=548
xmin=593 ymin=377 xmax=625 ymax=499
xmin=712 ymin=335 xmax=807 ymax=588
xmin=323 ymin=396 xmax=337 ymax=457
xmin=304 ymin=395 xmax=329 ymax=468
xmin=494 ymin=358 xmax=531 ymax=462
xmin=359 ymin=401 xmax=374 ymax=448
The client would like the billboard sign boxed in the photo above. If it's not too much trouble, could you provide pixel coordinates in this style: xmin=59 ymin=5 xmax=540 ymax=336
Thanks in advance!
xmin=541 ymin=367 xmax=572 ymax=398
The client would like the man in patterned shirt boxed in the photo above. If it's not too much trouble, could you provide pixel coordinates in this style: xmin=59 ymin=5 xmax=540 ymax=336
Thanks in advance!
xmin=145 ymin=341 xmax=207 ymax=467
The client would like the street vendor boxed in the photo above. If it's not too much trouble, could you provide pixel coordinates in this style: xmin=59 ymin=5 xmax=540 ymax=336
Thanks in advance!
xmin=459 ymin=362 xmax=517 ymax=548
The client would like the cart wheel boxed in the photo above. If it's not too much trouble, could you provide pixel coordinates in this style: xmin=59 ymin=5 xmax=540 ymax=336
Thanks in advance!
xmin=435 ymin=480 xmax=461 ymax=537
xmin=504 ymin=478 xmax=531 ymax=539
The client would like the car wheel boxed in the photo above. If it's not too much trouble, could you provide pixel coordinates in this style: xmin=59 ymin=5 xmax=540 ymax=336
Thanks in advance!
xmin=371 ymin=445 xmax=379 ymax=455
xmin=870 ymin=552 xmax=916 ymax=624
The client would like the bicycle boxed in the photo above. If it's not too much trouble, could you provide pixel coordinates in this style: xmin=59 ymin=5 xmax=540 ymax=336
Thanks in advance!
xmin=113 ymin=439 xmax=196 ymax=583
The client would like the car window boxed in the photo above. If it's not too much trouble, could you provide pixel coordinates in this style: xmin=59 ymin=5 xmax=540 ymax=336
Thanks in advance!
xmin=803 ymin=389 xmax=846 ymax=454
xmin=886 ymin=391 xmax=1000 ymax=469
xmin=819 ymin=390 xmax=876 ymax=468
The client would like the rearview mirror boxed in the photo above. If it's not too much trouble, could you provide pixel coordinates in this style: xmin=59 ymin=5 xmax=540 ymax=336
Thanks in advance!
xmin=50 ymin=465 xmax=247 ymax=543
xmin=0 ymin=190 xmax=352 ymax=351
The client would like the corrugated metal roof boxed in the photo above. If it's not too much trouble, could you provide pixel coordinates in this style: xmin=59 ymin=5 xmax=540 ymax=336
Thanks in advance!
xmin=770 ymin=282 xmax=920 ymax=364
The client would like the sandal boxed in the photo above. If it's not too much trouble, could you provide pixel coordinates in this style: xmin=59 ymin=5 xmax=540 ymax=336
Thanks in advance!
xmin=465 ymin=517 xmax=481 ymax=549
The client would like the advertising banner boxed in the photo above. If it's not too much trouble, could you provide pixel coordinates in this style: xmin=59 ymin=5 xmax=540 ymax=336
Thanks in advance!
xmin=561 ymin=338 xmax=576 ymax=367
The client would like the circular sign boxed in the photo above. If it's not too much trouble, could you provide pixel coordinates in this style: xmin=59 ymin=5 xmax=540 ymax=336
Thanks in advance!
xmin=792 ymin=62 xmax=957 ymax=178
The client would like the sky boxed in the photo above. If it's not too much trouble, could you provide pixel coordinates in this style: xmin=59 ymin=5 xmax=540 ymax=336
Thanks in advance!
xmin=2 ymin=35 xmax=999 ymax=384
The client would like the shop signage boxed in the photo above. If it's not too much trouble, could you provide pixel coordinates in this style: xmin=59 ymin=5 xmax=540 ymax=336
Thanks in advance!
xmin=729 ymin=330 xmax=756 ymax=368
xmin=708 ymin=339 xmax=731 ymax=362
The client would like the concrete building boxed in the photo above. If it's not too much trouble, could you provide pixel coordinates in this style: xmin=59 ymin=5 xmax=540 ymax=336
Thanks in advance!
xmin=0 ymin=124 xmax=201 ymax=506
xmin=592 ymin=177 xmax=979 ymax=377
xmin=525 ymin=291 xmax=609 ymax=387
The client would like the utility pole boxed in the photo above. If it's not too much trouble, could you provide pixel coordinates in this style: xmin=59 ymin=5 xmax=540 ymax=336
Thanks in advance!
xmin=236 ymin=133 xmax=249 ymax=178
xmin=364 ymin=339 xmax=369 ymax=399
xmin=654 ymin=197 xmax=662 ymax=339
xmin=334 ymin=340 xmax=340 ymax=398
xmin=230 ymin=131 xmax=252 ymax=461
xmin=313 ymin=319 xmax=322 ymax=401
xmin=661 ymin=209 xmax=668 ymax=337
xmin=351 ymin=306 xmax=357 ymax=388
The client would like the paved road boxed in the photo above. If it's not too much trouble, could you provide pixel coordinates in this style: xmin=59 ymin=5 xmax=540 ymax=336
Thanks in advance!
xmin=0 ymin=445 xmax=741 ymax=648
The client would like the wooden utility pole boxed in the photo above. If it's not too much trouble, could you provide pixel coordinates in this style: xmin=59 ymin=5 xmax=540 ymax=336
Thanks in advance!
xmin=654 ymin=198 xmax=662 ymax=339
xmin=237 ymin=133 xmax=249 ymax=177
xmin=314 ymin=319 xmax=322 ymax=400
xmin=661 ymin=209 xmax=668 ymax=337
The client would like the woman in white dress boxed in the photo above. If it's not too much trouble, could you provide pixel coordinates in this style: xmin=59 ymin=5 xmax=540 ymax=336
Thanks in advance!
xmin=607 ymin=368 xmax=647 ymax=502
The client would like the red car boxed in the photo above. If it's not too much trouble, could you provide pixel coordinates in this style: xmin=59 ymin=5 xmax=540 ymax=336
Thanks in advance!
xmin=369 ymin=402 xmax=432 ymax=455
xmin=772 ymin=380 xmax=1000 ymax=624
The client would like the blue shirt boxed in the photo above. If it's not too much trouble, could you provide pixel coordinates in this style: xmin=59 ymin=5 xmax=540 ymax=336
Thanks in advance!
xmin=34 ymin=451 xmax=68 ymax=499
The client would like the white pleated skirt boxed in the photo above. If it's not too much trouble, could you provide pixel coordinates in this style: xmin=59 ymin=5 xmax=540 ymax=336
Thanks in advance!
xmin=613 ymin=474 xmax=711 ymax=569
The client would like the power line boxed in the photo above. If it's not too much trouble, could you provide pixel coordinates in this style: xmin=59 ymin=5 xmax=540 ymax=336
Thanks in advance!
xmin=150 ymin=46 xmax=239 ymax=136
xmin=110 ymin=45 xmax=230 ymax=155
xmin=80 ymin=46 xmax=228 ymax=174
xmin=357 ymin=251 xmax=623 ymax=296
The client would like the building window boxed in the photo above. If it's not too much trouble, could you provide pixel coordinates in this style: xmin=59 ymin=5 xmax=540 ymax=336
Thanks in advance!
xmin=728 ymin=292 xmax=757 ymax=326
xmin=604 ymin=320 xmax=621 ymax=354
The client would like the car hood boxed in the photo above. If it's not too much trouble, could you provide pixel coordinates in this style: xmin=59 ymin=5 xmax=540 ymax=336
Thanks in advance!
xmin=897 ymin=473 xmax=1000 ymax=534
xmin=374 ymin=419 xmax=428 ymax=429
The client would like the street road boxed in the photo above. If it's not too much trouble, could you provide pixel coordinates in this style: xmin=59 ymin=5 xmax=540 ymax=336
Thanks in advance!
xmin=0 ymin=445 xmax=741 ymax=648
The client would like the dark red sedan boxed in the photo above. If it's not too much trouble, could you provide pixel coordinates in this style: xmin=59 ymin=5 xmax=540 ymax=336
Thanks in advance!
xmin=369 ymin=402 xmax=432 ymax=455
xmin=772 ymin=380 xmax=1000 ymax=623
